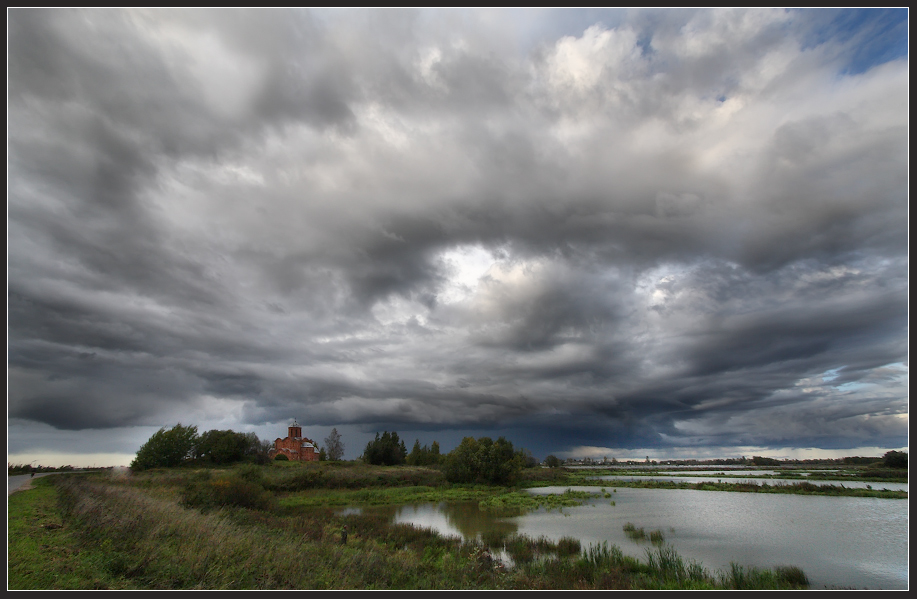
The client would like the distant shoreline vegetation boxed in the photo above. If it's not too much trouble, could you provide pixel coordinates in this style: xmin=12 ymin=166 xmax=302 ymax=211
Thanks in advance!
xmin=8 ymin=463 xmax=87 ymax=475
xmin=567 ymin=477 xmax=907 ymax=500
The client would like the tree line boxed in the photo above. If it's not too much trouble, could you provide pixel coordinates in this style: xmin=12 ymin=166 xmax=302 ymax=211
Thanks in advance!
xmin=130 ymin=424 xmax=270 ymax=470
xmin=362 ymin=431 xmax=533 ymax=485
xmin=132 ymin=424 xmax=539 ymax=486
xmin=131 ymin=424 xmax=348 ymax=470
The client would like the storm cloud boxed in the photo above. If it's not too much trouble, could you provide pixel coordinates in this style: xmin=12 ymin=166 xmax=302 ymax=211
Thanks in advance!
xmin=8 ymin=8 xmax=908 ymax=463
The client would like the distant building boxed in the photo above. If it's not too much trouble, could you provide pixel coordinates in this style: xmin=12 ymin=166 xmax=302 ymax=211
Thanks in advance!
xmin=269 ymin=419 xmax=319 ymax=462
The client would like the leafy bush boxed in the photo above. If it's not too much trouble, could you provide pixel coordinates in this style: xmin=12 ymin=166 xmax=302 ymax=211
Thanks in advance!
xmin=131 ymin=425 xmax=269 ymax=470
xmin=195 ymin=429 xmax=243 ymax=464
xmin=883 ymin=450 xmax=908 ymax=469
xmin=441 ymin=436 xmax=524 ymax=485
xmin=130 ymin=424 xmax=199 ymax=471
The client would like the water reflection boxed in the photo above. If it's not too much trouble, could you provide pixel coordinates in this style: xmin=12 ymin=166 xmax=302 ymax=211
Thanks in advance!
xmin=341 ymin=501 xmax=519 ymax=541
xmin=394 ymin=502 xmax=519 ymax=541
xmin=347 ymin=488 xmax=908 ymax=590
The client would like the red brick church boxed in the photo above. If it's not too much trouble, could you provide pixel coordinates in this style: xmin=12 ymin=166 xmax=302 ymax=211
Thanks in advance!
xmin=269 ymin=419 xmax=319 ymax=462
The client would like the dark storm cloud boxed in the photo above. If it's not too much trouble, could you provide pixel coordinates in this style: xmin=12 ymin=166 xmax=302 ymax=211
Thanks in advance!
xmin=8 ymin=8 xmax=907 ymax=461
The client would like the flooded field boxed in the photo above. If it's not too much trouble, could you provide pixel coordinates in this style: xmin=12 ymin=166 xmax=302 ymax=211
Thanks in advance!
xmin=348 ymin=487 xmax=908 ymax=590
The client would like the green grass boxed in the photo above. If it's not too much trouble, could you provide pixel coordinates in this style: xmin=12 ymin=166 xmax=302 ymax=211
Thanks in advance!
xmin=8 ymin=466 xmax=814 ymax=590
xmin=7 ymin=477 xmax=136 ymax=589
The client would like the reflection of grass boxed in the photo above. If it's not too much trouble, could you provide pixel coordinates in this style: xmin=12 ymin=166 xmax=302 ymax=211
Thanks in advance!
xmin=485 ymin=533 xmax=582 ymax=566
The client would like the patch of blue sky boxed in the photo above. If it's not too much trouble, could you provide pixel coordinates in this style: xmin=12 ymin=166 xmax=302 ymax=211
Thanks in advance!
xmin=821 ymin=367 xmax=841 ymax=382
xmin=794 ymin=7 xmax=908 ymax=75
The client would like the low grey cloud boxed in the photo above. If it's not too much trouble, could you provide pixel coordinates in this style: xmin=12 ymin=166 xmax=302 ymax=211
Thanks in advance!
xmin=8 ymin=8 xmax=908 ymax=463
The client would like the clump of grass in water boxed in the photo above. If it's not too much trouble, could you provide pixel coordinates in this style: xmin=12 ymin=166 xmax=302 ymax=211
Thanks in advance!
xmin=623 ymin=522 xmax=646 ymax=541
xmin=623 ymin=523 xmax=665 ymax=545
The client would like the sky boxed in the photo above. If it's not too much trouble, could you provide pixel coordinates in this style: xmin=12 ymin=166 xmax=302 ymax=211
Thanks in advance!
xmin=7 ymin=8 xmax=908 ymax=467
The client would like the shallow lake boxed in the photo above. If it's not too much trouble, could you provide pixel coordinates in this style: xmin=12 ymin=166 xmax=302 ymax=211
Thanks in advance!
xmin=593 ymin=474 xmax=908 ymax=491
xmin=346 ymin=487 xmax=908 ymax=590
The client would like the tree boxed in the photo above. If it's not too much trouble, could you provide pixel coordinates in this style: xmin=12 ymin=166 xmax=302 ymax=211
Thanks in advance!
xmin=324 ymin=428 xmax=345 ymax=461
xmin=883 ymin=450 xmax=908 ymax=469
xmin=130 ymin=423 xmax=199 ymax=471
xmin=519 ymin=448 xmax=538 ymax=468
xmin=193 ymin=429 xmax=266 ymax=465
xmin=442 ymin=436 xmax=524 ymax=485
xmin=544 ymin=454 xmax=562 ymax=468
xmin=195 ymin=429 xmax=249 ymax=464
xmin=407 ymin=439 xmax=424 ymax=465
xmin=363 ymin=431 xmax=407 ymax=466
xmin=406 ymin=439 xmax=442 ymax=466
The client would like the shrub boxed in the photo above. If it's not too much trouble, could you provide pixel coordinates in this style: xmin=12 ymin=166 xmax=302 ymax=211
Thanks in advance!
xmin=442 ymin=436 xmax=524 ymax=485
xmin=181 ymin=472 xmax=275 ymax=511
xmin=130 ymin=424 xmax=199 ymax=471
xmin=882 ymin=450 xmax=908 ymax=469
xmin=195 ymin=429 xmax=265 ymax=465
xmin=544 ymin=455 xmax=562 ymax=468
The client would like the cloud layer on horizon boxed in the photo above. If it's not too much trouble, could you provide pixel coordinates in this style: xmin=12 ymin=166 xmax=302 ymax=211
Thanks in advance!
xmin=8 ymin=8 xmax=908 ymax=459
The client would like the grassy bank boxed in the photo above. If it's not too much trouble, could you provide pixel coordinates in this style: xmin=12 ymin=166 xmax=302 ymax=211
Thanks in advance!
xmin=8 ymin=477 xmax=134 ymax=589
xmin=8 ymin=468 xmax=813 ymax=590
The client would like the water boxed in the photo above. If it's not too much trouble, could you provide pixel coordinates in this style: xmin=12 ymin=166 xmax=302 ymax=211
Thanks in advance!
xmin=348 ymin=487 xmax=908 ymax=589
xmin=593 ymin=474 xmax=908 ymax=491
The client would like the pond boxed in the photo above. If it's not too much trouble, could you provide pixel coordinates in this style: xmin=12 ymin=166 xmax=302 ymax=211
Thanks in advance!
xmin=343 ymin=487 xmax=908 ymax=589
